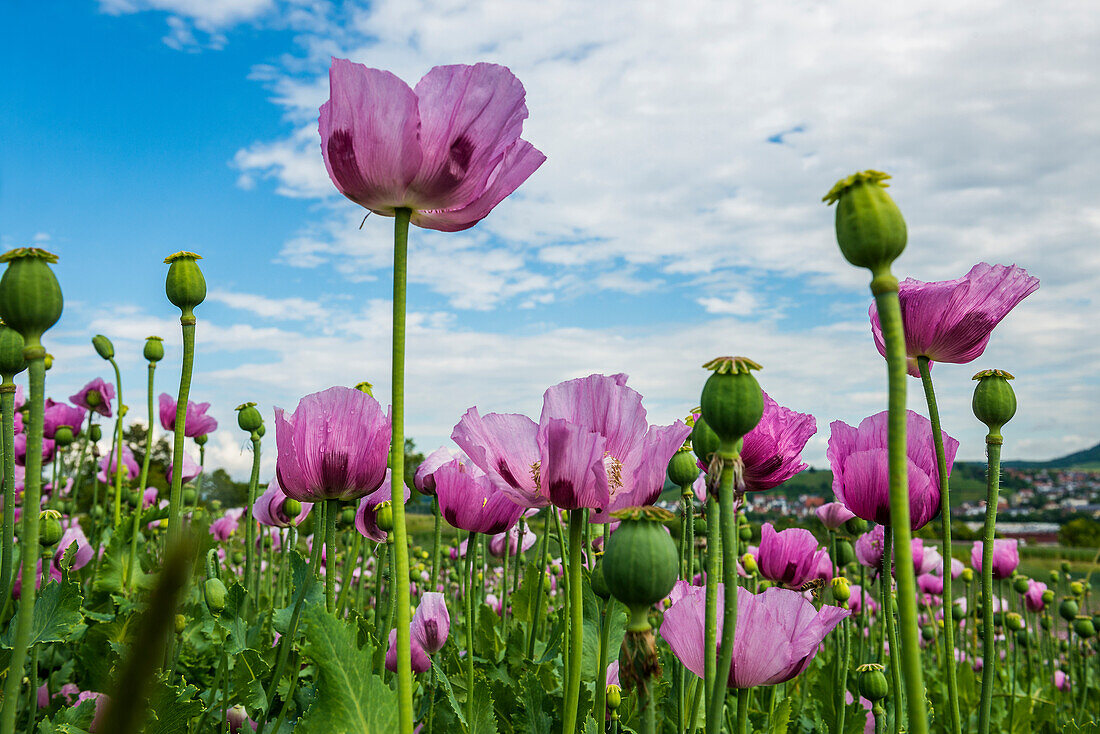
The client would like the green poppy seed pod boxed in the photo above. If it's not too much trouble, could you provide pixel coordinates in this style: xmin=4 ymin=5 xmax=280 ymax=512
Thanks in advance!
xmin=1006 ymin=613 xmax=1023 ymax=632
xmin=144 ymin=336 xmax=165 ymax=362
xmin=606 ymin=684 xmax=622 ymax=711
xmin=44 ymin=353 xmax=53 ymax=369
xmin=1050 ymin=570 xmax=1061 ymax=584
xmin=91 ymin=334 xmax=114 ymax=360
xmin=53 ymin=425 xmax=75 ymax=447
xmin=667 ymin=446 xmax=700 ymax=488
xmin=183 ymin=488 xmax=197 ymax=505
xmin=857 ymin=664 xmax=889 ymax=702
xmin=89 ymin=424 xmax=103 ymax=442
xmin=832 ymin=577 xmax=851 ymax=603
xmin=1013 ymin=577 xmax=1030 ymax=595
xmin=1060 ymin=598 xmax=1080 ymax=622
xmin=961 ymin=568 xmax=974 ymax=584
xmin=921 ymin=625 xmax=934 ymax=642
xmin=236 ymin=402 xmax=263 ymax=433
xmin=194 ymin=434 xmax=208 ymax=447
xmin=952 ymin=603 xmax=965 ymax=622
xmin=175 ymin=613 xmax=187 ymax=634
xmin=164 ymin=251 xmax=206 ymax=317
xmin=1061 ymin=561 xmax=1072 ymax=574
xmin=1040 ymin=615 xmax=1051 ymax=630
xmin=836 ymin=539 xmax=856 ymax=567
xmin=1074 ymin=616 xmax=1096 ymax=639
xmin=1042 ymin=589 xmax=1055 ymax=604
xmin=738 ymin=524 xmax=752 ymax=542
xmin=590 ymin=560 xmax=611 ymax=599
xmin=340 ymin=507 xmax=356 ymax=526
xmin=0 ymin=248 xmax=63 ymax=348
xmin=204 ymin=577 xmax=227 ymax=615
xmin=354 ymin=381 xmax=374 ymax=396
xmin=283 ymin=498 xmax=302 ymax=520
xmin=741 ymin=553 xmax=758 ymax=575
xmin=822 ymin=171 xmax=907 ymax=276
xmin=972 ymin=369 xmax=1017 ymax=435
xmin=690 ymin=414 xmax=719 ymax=467
xmin=376 ymin=501 xmax=394 ymax=533
xmin=1070 ymin=581 xmax=1084 ymax=597
xmin=844 ymin=517 xmax=868 ymax=536
xmin=0 ymin=322 xmax=26 ymax=377
xmin=232 ymin=551 xmax=245 ymax=565
xmin=699 ymin=357 xmax=764 ymax=445
xmin=602 ymin=508 xmax=680 ymax=630
xmin=39 ymin=511 xmax=63 ymax=547
xmin=1059 ymin=639 xmax=1069 ymax=653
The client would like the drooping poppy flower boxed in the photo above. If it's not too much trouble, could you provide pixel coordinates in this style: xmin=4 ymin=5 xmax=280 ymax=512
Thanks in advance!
xmin=320 ymin=58 xmax=546 ymax=233
xmin=69 ymin=378 xmax=115 ymax=418
xmin=971 ymin=539 xmax=1019 ymax=580
xmin=274 ymin=386 xmax=391 ymax=503
xmin=210 ymin=508 xmax=245 ymax=542
xmin=815 ymin=502 xmax=855 ymax=531
xmin=489 ymin=525 xmax=538 ymax=558
xmin=253 ymin=478 xmax=312 ymax=528
xmin=756 ymin=523 xmax=829 ymax=588
xmin=452 ymin=373 xmax=689 ymax=522
xmin=158 ymin=393 xmax=219 ymax=437
xmin=354 ymin=469 xmax=410 ymax=542
xmin=411 ymin=592 xmax=450 ymax=654
xmin=827 ymin=410 xmax=958 ymax=531
xmin=660 ymin=580 xmax=848 ymax=688
xmin=869 ymin=263 xmax=1039 ymax=377
xmin=43 ymin=400 xmax=86 ymax=440
xmin=434 ymin=459 xmax=525 ymax=535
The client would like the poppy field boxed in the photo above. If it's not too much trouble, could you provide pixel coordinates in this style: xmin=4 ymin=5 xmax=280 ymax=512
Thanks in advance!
xmin=1 ymin=58 xmax=1097 ymax=734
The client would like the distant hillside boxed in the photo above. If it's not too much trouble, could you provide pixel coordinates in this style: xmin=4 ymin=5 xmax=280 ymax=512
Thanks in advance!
xmin=1002 ymin=442 xmax=1100 ymax=470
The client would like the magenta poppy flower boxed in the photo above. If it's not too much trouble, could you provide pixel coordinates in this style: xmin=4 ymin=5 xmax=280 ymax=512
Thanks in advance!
xmin=452 ymin=373 xmax=689 ymax=522
xmin=142 ymin=487 xmax=159 ymax=509
xmin=15 ymin=433 xmax=55 ymax=466
xmin=854 ymin=525 xmax=886 ymax=571
xmin=411 ymin=591 xmax=450 ymax=654
xmin=97 ymin=445 xmax=140 ymax=483
xmin=414 ymin=446 xmax=464 ymax=495
xmin=917 ymin=573 xmax=944 ymax=596
xmin=227 ymin=704 xmax=255 ymax=734
xmin=489 ymin=525 xmax=538 ymax=558
xmin=159 ymin=393 xmax=219 ymax=437
xmin=253 ymin=478 xmax=312 ymax=528
xmin=816 ymin=502 xmax=855 ymax=531
xmin=911 ymin=539 xmax=942 ymax=576
xmin=847 ymin=584 xmax=876 ymax=616
xmin=319 ymin=58 xmax=545 ymax=233
xmin=210 ymin=508 xmax=245 ymax=542
xmin=870 ymin=263 xmax=1040 ymax=377
xmin=660 ymin=580 xmax=848 ymax=688
xmin=385 ymin=627 xmax=430 ymax=673
xmin=43 ymin=400 xmax=86 ymax=440
xmin=54 ymin=522 xmax=94 ymax=575
xmin=827 ymin=410 xmax=958 ymax=531
xmin=740 ymin=392 xmax=817 ymax=492
xmin=165 ymin=450 xmax=202 ymax=485
xmin=756 ymin=523 xmax=829 ymax=587
xmin=434 ymin=459 xmax=525 ymax=535
xmin=274 ymin=386 xmax=391 ymax=502
xmin=354 ymin=470 xmax=411 ymax=542
xmin=970 ymin=539 xmax=1019 ymax=580
xmin=69 ymin=378 xmax=115 ymax=418
xmin=1023 ymin=580 xmax=1047 ymax=613
xmin=1054 ymin=670 xmax=1069 ymax=691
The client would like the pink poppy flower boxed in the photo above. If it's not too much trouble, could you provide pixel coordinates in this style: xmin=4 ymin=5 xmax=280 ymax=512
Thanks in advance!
xmin=1023 ymin=580 xmax=1047 ymax=613
xmin=69 ymin=378 xmax=115 ymax=418
xmin=385 ymin=627 xmax=430 ymax=673
xmin=411 ymin=592 xmax=450 ymax=654
xmin=97 ymin=445 xmax=140 ymax=483
xmin=210 ymin=508 xmax=245 ymax=542
xmin=816 ymin=502 xmax=855 ymax=531
xmin=971 ymin=539 xmax=1019 ymax=580
xmin=253 ymin=478 xmax=312 ymax=528
xmin=354 ymin=470 xmax=410 ymax=542
xmin=43 ymin=399 xmax=86 ymax=440
xmin=756 ymin=523 xmax=829 ymax=587
xmin=434 ymin=459 xmax=525 ymax=535
xmin=158 ymin=393 xmax=218 ymax=437
xmin=165 ymin=450 xmax=202 ymax=485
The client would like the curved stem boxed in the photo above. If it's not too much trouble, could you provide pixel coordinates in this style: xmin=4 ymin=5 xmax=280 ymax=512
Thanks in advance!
xmin=166 ymin=320 xmax=196 ymax=547
xmin=708 ymin=447 xmax=741 ymax=734
xmin=244 ymin=435 xmax=261 ymax=601
xmin=109 ymin=358 xmax=125 ymax=528
xmin=873 ymin=275 xmax=927 ymax=734
xmin=0 ymin=384 xmax=16 ymax=603
xmin=0 ymin=354 xmax=45 ymax=734
xmin=562 ymin=510 xmax=585 ymax=734
xmin=917 ymin=356 xmax=961 ymax=734
xmin=977 ymin=438 xmax=1001 ymax=734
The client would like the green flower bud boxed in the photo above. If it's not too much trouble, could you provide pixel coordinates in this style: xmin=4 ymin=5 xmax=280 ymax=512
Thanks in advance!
xmin=835 ymin=539 xmax=856 ymax=568
xmin=603 ymin=507 xmax=680 ymax=630
xmin=844 ymin=517 xmax=868 ymax=536
xmin=741 ymin=553 xmax=758 ymax=575
xmin=693 ymin=517 xmax=707 ymax=538
xmin=91 ymin=334 xmax=115 ymax=360
xmin=1060 ymin=598 xmax=1079 ymax=622
xmin=0 ymin=322 xmax=27 ymax=378
xmin=0 ymin=248 xmax=63 ymax=347
xmin=354 ymin=381 xmax=374 ymax=396
xmin=376 ymin=501 xmax=394 ymax=533
xmin=857 ymin=663 xmax=889 ymax=702
xmin=1042 ymin=589 xmax=1055 ymax=604
xmin=39 ymin=510 xmax=63 ymax=547
xmin=194 ymin=433 xmax=208 ymax=447
xmin=690 ymin=413 xmax=719 ymax=467
xmin=972 ymin=369 xmax=1017 ymax=435
xmin=340 ymin=507 xmax=356 ymax=526
xmin=53 ymin=425 xmax=75 ymax=447
xmin=164 ymin=251 xmax=206 ymax=317
xmin=667 ymin=446 xmax=700 ymax=488
xmin=961 ymin=568 xmax=974 ymax=584
xmin=175 ymin=613 xmax=187 ymax=634
xmin=606 ymin=684 xmax=622 ymax=711
xmin=284 ymin=498 xmax=302 ymax=519
xmin=832 ymin=577 xmax=851 ymax=602
xmin=1070 ymin=581 xmax=1084 ymax=597
xmin=182 ymin=488 xmax=197 ymax=505
xmin=204 ymin=577 xmax=227 ymax=615
xmin=952 ymin=603 xmax=965 ymax=622
xmin=1061 ymin=561 xmax=1071 ymax=574
xmin=232 ymin=551 xmax=245 ymax=565
xmin=1074 ymin=616 xmax=1096 ymax=639
xmin=144 ymin=335 xmax=165 ymax=362
xmin=236 ymin=402 xmax=263 ymax=433
xmin=1013 ymin=577 xmax=1030 ymax=595
xmin=699 ymin=357 xmax=764 ymax=446
xmin=921 ymin=625 xmax=934 ymax=641
xmin=822 ymin=171 xmax=907 ymax=276
xmin=90 ymin=424 xmax=103 ymax=442
xmin=1005 ymin=613 xmax=1023 ymax=632
xmin=1050 ymin=570 xmax=1061 ymax=584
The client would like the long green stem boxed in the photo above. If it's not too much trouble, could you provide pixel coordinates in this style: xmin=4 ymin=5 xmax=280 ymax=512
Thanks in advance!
xmin=0 ymin=353 xmax=45 ymax=734
xmin=837 ymin=604 xmax=851 ymax=734
xmin=977 ymin=438 xmax=1002 ymax=734
xmin=389 ymin=206 xmax=414 ymax=733
xmin=527 ymin=514 xmax=552 ymax=659
xmin=336 ymin=532 xmax=361 ymax=617
xmin=430 ymin=496 xmax=442 ymax=590
xmin=708 ymin=447 xmax=741 ymax=734
xmin=465 ymin=531 xmax=478 ymax=724
xmin=917 ymin=356 xmax=961 ymax=734
xmin=873 ymin=275 xmax=928 ymax=734
xmin=736 ymin=688 xmax=749 ymax=734
xmin=703 ymin=490 xmax=720 ymax=733
xmin=562 ymin=509 xmax=585 ymax=734
xmin=126 ymin=362 xmax=157 ymax=592
xmin=244 ymin=434 xmax=261 ymax=601
xmin=106 ymin=358 xmax=125 ymax=529
xmin=166 ymin=319 xmax=196 ymax=547
xmin=0 ymin=384 xmax=16 ymax=603
xmin=594 ymin=523 xmax=613 ymax=723
xmin=883 ymin=526 xmax=902 ymax=734
xmin=325 ymin=498 xmax=337 ymax=613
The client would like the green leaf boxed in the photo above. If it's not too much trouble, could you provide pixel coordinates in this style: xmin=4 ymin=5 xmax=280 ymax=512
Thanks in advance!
xmin=230 ymin=648 xmax=271 ymax=712
xmin=92 ymin=523 xmax=148 ymax=594
xmin=273 ymin=551 xmax=322 ymax=634
xmin=580 ymin=585 xmax=627 ymax=683
xmin=514 ymin=670 xmax=552 ymax=734
xmin=510 ymin=562 xmax=541 ymax=624
xmin=216 ymin=582 xmax=251 ymax=654
xmin=770 ymin=697 xmax=793 ymax=734
xmin=474 ymin=602 xmax=504 ymax=663
xmin=143 ymin=680 xmax=205 ymax=734
xmin=2 ymin=575 xmax=84 ymax=648
xmin=468 ymin=674 xmax=498 ymax=734
xmin=295 ymin=601 xmax=398 ymax=734
xmin=36 ymin=697 xmax=97 ymax=733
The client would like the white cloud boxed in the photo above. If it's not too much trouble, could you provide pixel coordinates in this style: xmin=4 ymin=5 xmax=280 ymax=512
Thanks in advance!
xmin=697 ymin=292 xmax=758 ymax=316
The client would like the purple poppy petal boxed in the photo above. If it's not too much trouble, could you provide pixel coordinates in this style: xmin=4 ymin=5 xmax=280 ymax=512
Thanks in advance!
xmin=538 ymin=418 xmax=608 ymax=511
xmin=451 ymin=407 xmax=543 ymax=507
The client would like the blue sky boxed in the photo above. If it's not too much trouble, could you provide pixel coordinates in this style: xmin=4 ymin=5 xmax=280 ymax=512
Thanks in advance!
xmin=2 ymin=0 xmax=1098 ymax=480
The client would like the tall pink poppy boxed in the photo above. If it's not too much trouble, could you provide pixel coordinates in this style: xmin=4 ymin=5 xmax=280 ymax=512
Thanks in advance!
xmin=354 ymin=470 xmax=410 ymax=542
xmin=740 ymin=392 xmax=817 ymax=492
xmin=253 ymin=478 xmax=312 ymax=528
xmin=69 ymin=378 xmax=115 ymax=418
xmin=159 ymin=393 xmax=219 ymax=437
xmin=434 ymin=459 xmax=525 ymax=535
xmin=411 ymin=592 xmax=450 ymax=654
xmin=97 ymin=445 xmax=140 ymax=483
xmin=870 ymin=263 xmax=1039 ymax=377
xmin=43 ymin=400 xmax=86 ymax=440
xmin=827 ymin=410 xmax=958 ymax=531
xmin=756 ymin=523 xmax=829 ymax=587
xmin=319 ymin=58 xmax=545 ymax=233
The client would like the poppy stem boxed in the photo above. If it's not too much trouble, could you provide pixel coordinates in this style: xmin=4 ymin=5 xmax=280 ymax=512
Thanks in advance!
xmin=0 ymin=383 xmax=17 ymax=604
xmin=166 ymin=317 xmax=196 ymax=548
xmin=390 ymin=206 xmax=415 ymax=734
xmin=872 ymin=272 xmax=927 ymax=734
xmin=562 ymin=509 xmax=585 ymax=734
xmin=707 ymin=446 xmax=741 ymax=734
xmin=128 ymin=361 xmax=157 ymax=592
xmin=430 ymin=496 xmax=442 ymax=590
xmin=735 ymin=687 xmax=749 ymax=734
xmin=244 ymin=433 xmax=261 ymax=605
xmin=108 ymin=356 xmax=125 ymax=528
xmin=325 ymin=498 xmax=337 ymax=613
xmin=977 ymin=434 xmax=1002 ymax=734
xmin=883 ymin=525 xmax=902 ymax=734
xmin=703 ymin=488 xmax=720 ymax=733
xmin=917 ymin=355 xmax=961 ymax=734
xmin=465 ymin=531 xmax=478 ymax=724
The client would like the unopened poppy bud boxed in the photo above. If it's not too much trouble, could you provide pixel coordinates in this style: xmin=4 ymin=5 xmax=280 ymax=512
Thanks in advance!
xmin=835 ymin=539 xmax=856 ymax=567
xmin=1006 ymin=613 xmax=1023 ymax=632
xmin=844 ymin=517 xmax=868 ymax=536
xmin=340 ymin=507 xmax=356 ymax=526
xmin=204 ymin=577 xmax=227 ymax=614
xmin=1070 ymin=581 xmax=1084 ymax=597
xmin=590 ymin=560 xmax=611 ymax=599
xmin=236 ymin=402 xmax=263 ymax=433
xmin=1013 ymin=577 xmax=1030 ymax=595
xmin=232 ymin=551 xmax=245 ymax=565
xmin=164 ymin=252 xmax=206 ymax=317
xmin=741 ymin=553 xmax=757 ymax=575
xmin=693 ymin=517 xmax=707 ymax=537
xmin=183 ymin=488 xmax=197 ymax=505
xmin=738 ymin=524 xmax=752 ymax=542
xmin=606 ymin=684 xmax=622 ymax=711
xmin=0 ymin=322 xmax=26 ymax=377
xmin=1050 ymin=570 xmax=1060 ymax=584
xmin=961 ymin=568 xmax=974 ymax=584
xmin=175 ymin=614 xmax=187 ymax=634
xmin=972 ymin=369 xmax=1017 ymax=435
xmin=667 ymin=446 xmax=700 ymax=488
xmin=1060 ymin=598 xmax=1079 ymax=621
xmin=91 ymin=334 xmax=115 ymax=360
xmin=699 ymin=357 xmax=764 ymax=446
xmin=822 ymin=171 xmax=907 ymax=276
xmin=1074 ymin=616 xmax=1096 ymax=639
xmin=44 ymin=353 xmax=53 ymax=369
xmin=283 ymin=499 xmax=302 ymax=520
xmin=54 ymin=425 xmax=75 ymax=447
xmin=0 ymin=248 xmax=63 ymax=347
xmin=90 ymin=424 xmax=103 ymax=442
xmin=39 ymin=510 xmax=63 ymax=547
xmin=1041 ymin=589 xmax=1054 ymax=604
xmin=354 ymin=381 xmax=374 ymax=396
xmin=376 ymin=501 xmax=394 ymax=533
xmin=921 ymin=625 xmax=934 ymax=641
xmin=1061 ymin=561 xmax=1071 ymax=575
xmin=952 ymin=603 xmax=965 ymax=621
xmin=144 ymin=335 xmax=165 ymax=362
xmin=832 ymin=577 xmax=851 ymax=602
xmin=194 ymin=434 xmax=208 ymax=447
xmin=857 ymin=663 xmax=889 ymax=702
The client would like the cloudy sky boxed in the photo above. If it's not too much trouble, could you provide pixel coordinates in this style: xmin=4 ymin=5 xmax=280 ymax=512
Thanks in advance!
xmin=2 ymin=0 xmax=1097 ymax=481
